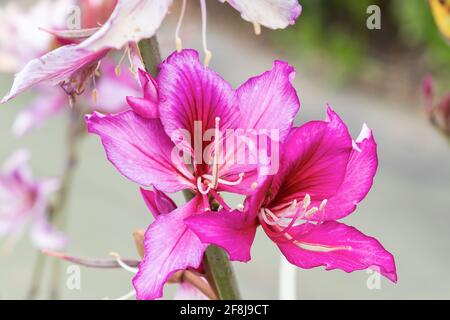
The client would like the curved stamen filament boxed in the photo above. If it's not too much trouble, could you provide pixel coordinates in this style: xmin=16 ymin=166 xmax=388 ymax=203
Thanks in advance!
xmin=175 ymin=0 xmax=187 ymax=52
xmin=260 ymin=208 xmax=280 ymax=226
xmin=115 ymin=45 xmax=130 ymax=76
xmin=202 ymin=173 xmax=245 ymax=187
xmin=109 ymin=252 xmax=138 ymax=274
xmin=302 ymin=194 xmax=311 ymax=210
xmin=210 ymin=117 xmax=221 ymax=189
xmin=197 ymin=177 xmax=211 ymax=195
xmin=202 ymin=193 xmax=211 ymax=211
xmin=199 ymin=0 xmax=212 ymax=66
xmin=261 ymin=195 xmax=329 ymax=230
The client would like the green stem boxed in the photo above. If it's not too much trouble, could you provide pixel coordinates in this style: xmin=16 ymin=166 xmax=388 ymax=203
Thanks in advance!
xmin=26 ymin=253 xmax=47 ymax=299
xmin=203 ymin=246 xmax=241 ymax=300
xmin=182 ymin=190 xmax=241 ymax=300
xmin=138 ymin=36 xmax=162 ymax=77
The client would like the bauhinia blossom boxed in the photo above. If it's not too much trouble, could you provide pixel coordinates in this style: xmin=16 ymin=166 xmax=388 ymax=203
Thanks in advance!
xmin=1 ymin=0 xmax=301 ymax=103
xmin=12 ymin=59 xmax=141 ymax=136
xmin=0 ymin=0 xmax=138 ymax=136
xmin=0 ymin=150 xmax=66 ymax=250
xmin=186 ymin=107 xmax=397 ymax=283
xmin=423 ymin=75 xmax=450 ymax=135
xmin=86 ymin=49 xmax=300 ymax=299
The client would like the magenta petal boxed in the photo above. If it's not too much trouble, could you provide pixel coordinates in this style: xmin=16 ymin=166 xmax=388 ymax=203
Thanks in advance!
xmin=126 ymin=96 xmax=158 ymax=119
xmin=185 ymin=209 xmax=257 ymax=262
xmin=273 ymin=221 xmax=397 ymax=283
xmin=137 ymin=68 xmax=158 ymax=100
xmin=91 ymin=59 xmax=139 ymax=114
xmin=132 ymin=195 xmax=207 ymax=300
xmin=140 ymin=187 xmax=177 ymax=218
xmin=158 ymin=49 xmax=239 ymax=141
xmin=126 ymin=68 xmax=159 ymax=118
xmin=269 ymin=107 xmax=353 ymax=208
xmin=320 ymin=124 xmax=378 ymax=220
xmin=86 ymin=111 xmax=194 ymax=192
xmin=237 ymin=60 xmax=300 ymax=141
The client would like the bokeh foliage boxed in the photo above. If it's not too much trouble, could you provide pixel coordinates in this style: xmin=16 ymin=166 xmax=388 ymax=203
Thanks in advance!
xmin=275 ymin=0 xmax=450 ymax=82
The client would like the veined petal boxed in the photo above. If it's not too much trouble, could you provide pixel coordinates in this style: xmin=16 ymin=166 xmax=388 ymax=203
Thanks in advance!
xmin=158 ymin=49 xmax=239 ymax=142
xmin=86 ymin=111 xmax=194 ymax=192
xmin=140 ymin=187 xmax=177 ymax=218
xmin=273 ymin=221 xmax=397 ymax=283
xmin=1 ymin=45 xmax=108 ymax=103
xmin=221 ymin=0 xmax=302 ymax=30
xmin=317 ymin=124 xmax=378 ymax=221
xmin=237 ymin=60 xmax=300 ymax=141
xmin=185 ymin=209 xmax=257 ymax=262
xmin=80 ymin=0 xmax=173 ymax=51
xmin=269 ymin=107 xmax=353 ymax=209
xmin=133 ymin=195 xmax=207 ymax=300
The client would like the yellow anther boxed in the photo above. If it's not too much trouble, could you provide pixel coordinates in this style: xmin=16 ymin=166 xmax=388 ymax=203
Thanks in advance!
xmin=253 ymin=22 xmax=261 ymax=35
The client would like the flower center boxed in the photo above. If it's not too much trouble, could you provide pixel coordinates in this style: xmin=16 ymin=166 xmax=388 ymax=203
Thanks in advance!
xmin=260 ymin=194 xmax=328 ymax=228
xmin=258 ymin=194 xmax=349 ymax=252
xmin=196 ymin=117 xmax=246 ymax=194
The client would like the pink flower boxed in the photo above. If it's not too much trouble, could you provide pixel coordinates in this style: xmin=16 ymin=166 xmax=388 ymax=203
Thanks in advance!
xmin=12 ymin=58 xmax=141 ymax=136
xmin=0 ymin=150 xmax=67 ymax=250
xmin=1 ymin=0 xmax=301 ymax=103
xmin=219 ymin=0 xmax=302 ymax=30
xmin=0 ymin=0 xmax=74 ymax=73
xmin=422 ymin=75 xmax=450 ymax=135
xmin=186 ymin=107 xmax=397 ymax=283
xmin=86 ymin=49 xmax=300 ymax=299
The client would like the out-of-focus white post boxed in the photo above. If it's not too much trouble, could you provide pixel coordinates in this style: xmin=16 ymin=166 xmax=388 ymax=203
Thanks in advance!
xmin=279 ymin=255 xmax=297 ymax=300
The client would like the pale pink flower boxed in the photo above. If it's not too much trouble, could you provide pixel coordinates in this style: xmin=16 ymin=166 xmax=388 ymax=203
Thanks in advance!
xmin=0 ymin=150 xmax=67 ymax=250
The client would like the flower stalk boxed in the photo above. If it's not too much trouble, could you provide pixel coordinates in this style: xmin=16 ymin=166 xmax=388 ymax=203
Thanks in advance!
xmin=27 ymin=95 xmax=86 ymax=300
xmin=48 ymin=97 xmax=86 ymax=299
xmin=181 ymin=190 xmax=241 ymax=300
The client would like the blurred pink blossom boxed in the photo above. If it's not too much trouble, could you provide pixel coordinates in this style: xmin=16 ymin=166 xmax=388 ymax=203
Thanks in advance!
xmin=0 ymin=150 xmax=67 ymax=250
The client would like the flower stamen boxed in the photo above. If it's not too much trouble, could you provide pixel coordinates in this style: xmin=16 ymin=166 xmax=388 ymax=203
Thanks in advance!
xmin=115 ymin=45 xmax=130 ymax=77
xmin=200 ymin=0 xmax=212 ymax=66
xmin=197 ymin=177 xmax=211 ymax=195
xmin=210 ymin=117 xmax=221 ymax=189
xmin=109 ymin=252 xmax=138 ymax=274
xmin=253 ymin=22 xmax=261 ymax=35
xmin=175 ymin=0 xmax=187 ymax=52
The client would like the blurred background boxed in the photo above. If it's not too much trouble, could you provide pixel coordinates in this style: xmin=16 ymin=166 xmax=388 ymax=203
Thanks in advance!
xmin=0 ymin=0 xmax=449 ymax=299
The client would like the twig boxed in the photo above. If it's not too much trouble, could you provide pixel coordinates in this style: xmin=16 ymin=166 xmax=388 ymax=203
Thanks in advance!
xmin=27 ymin=96 xmax=85 ymax=300
xmin=138 ymin=36 xmax=162 ymax=77
xmin=182 ymin=190 xmax=241 ymax=300
xmin=48 ymin=96 xmax=86 ymax=300
xmin=26 ymin=253 xmax=47 ymax=299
